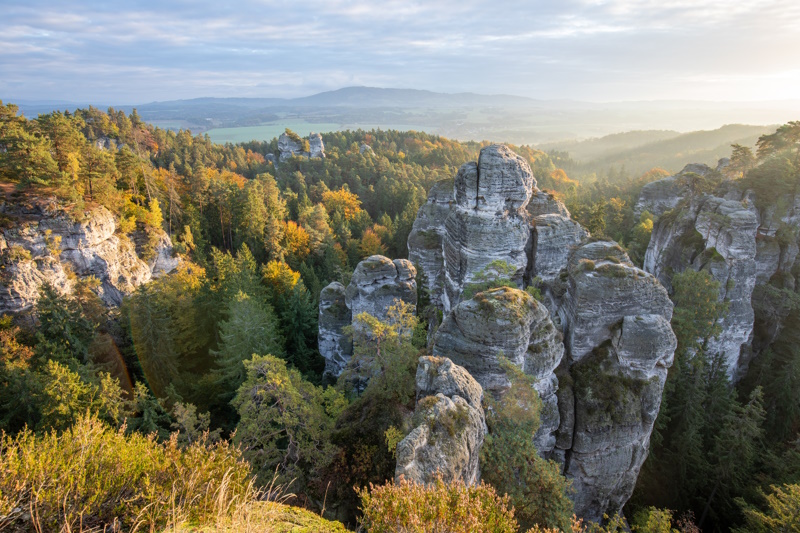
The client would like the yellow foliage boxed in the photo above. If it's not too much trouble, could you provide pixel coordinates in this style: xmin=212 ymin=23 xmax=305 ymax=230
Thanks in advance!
xmin=262 ymin=260 xmax=300 ymax=295
xmin=281 ymin=220 xmax=311 ymax=262
xmin=322 ymin=187 xmax=363 ymax=221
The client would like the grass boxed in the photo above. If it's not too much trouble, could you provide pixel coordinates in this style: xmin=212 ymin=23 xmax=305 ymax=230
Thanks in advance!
xmin=0 ymin=414 xmax=348 ymax=533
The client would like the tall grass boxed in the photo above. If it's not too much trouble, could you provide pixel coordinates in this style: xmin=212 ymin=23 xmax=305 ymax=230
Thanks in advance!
xmin=0 ymin=414 xmax=262 ymax=532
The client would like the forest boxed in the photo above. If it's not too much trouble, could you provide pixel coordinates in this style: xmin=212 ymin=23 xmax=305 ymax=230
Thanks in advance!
xmin=1 ymin=99 xmax=800 ymax=532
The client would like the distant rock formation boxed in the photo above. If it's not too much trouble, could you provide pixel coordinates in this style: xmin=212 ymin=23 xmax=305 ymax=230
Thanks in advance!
xmin=395 ymin=356 xmax=486 ymax=485
xmin=277 ymin=131 xmax=325 ymax=162
xmin=318 ymin=255 xmax=417 ymax=377
xmin=432 ymin=287 xmax=563 ymax=456
xmin=0 ymin=203 xmax=179 ymax=313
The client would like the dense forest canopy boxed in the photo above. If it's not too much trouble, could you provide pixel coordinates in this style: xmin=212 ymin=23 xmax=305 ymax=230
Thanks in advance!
xmin=2 ymin=100 xmax=800 ymax=532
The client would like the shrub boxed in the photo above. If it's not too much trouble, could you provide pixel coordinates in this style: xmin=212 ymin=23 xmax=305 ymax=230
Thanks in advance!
xmin=0 ymin=414 xmax=254 ymax=532
xmin=358 ymin=477 xmax=518 ymax=533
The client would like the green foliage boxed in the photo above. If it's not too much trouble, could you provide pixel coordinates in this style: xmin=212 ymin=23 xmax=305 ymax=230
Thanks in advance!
xmin=481 ymin=359 xmax=574 ymax=531
xmin=358 ymin=477 xmax=518 ymax=533
xmin=211 ymin=291 xmax=284 ymax=399
xmin=735 ymin=484 xmax=800 ymax=533
xmin=0 ymin=414 xmax=253 ymax=532
xmin=462 ymin=260 xmax=517 ymax=300
xmin=233 ymin=354 xmax=346 ymax=496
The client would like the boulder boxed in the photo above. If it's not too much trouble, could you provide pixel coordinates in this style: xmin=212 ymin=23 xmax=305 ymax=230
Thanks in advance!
xmin=395 ymin=356 xmax=486 ymax=485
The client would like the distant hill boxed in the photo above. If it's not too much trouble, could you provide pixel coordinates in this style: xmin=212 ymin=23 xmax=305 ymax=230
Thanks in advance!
xmin=544 ymin=124 xmax=778 ymax=176
xmin=10 ymin=87 xmax=799 ymax=146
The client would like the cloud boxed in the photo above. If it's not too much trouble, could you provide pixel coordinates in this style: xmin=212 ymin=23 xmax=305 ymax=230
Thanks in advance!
xmin=1 ymin=0 xmax=799 ymax=102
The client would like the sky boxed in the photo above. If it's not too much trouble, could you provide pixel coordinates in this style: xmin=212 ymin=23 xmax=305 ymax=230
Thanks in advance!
xmin=2 ymin=0 xmax=800 ymax=104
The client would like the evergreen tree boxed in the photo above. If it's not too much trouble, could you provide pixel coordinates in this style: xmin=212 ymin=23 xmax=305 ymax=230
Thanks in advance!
xmin=211 ymin=291 xmax=284 ymax=399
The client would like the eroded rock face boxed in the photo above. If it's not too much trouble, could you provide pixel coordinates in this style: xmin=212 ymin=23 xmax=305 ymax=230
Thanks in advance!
xmin=407 ymin=180 xmax=454 ymax=307
xmin=432 ymin=287 xmax=563 ymax=456
xmin=644 ymin=194 xmax=758 ymax=377
xmin=318 ymin=282 xmax=352 ymax=377
xmin=0 ymin=204 xmax=179 ymax=312
xmin=528 ymin=189 xmax=571 ymax=218
xmin=442 ymin=145 xmax=534 ymax=311
xmin=531 ymin=214 xmax=589 ymax=284
xmin=309 ymin=133 xmax=325 ymax=159
xmin=347 ymin=256 xmax=417 ymax=322
xmin=554 ymin=241 xmax=677 ymax=522
xmin=318 ymin=255 xmax=417 ymax=377
xmin=634 ymin=163 xmax=716 ymax=218
xmin=395 ymin=356 xmax=486 ymax=485
xmin=277 ymin=132 xmax=325 ymax=162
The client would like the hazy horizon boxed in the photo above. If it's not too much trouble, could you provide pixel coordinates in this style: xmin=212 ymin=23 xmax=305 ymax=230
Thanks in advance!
xmin=3 ymin=1 xmax=800 ymax=104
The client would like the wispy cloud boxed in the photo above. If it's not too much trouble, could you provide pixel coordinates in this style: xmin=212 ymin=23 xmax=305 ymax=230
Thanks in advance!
xmin=0 ymin=0 xmax=798 ymax=102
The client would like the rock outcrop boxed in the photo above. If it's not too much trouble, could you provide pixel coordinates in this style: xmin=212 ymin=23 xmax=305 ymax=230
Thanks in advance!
xmin=531 ymin=214 xmax=589 ymax=284
xmin=277 ymin=132 xmax=325 ymax=162
xmin=401 ymin=143 xmax=678 ymax=521
xmin=0 ymin=203 xmax=179 ymax=313
xmin=432 ymin=287 xmax=563 ymax=456
xmin=643 ymin=191 xmax=759 ymax=377
xmin=318 ymin=282 xmax=352 ymax=377
xmin=634 ymin=162 xmax=731 ymax=218
xmin=407 ymin=180 xmax=454 ymax=307
xmin=442 ymin=145 xmax=534 ymax=311
xmin=554 ymin=241 xmax=677 ymax=522
xmin=395 ymin=356 xmax=486 ymax=485
xmin=318 ymin=255 xmax=417 ymax=377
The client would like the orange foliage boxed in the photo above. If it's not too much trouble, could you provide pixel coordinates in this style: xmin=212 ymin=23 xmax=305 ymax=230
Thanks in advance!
xmin=282 ymin=220 xmax=311 ymax=262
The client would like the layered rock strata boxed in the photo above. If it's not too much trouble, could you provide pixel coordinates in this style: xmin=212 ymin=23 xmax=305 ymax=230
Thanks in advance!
xmin=643 ymin=190 xmax=759 ymax=377
xmin=432 ymin=287 xmax=563 ymax=456
xmin=395 ymin=356 xmax=486 ymax=485
xmin=554 ymin=241 xmax=677 ymax=522
xmin=442 ymin=145 xmax=534 ymax=311
xmin=0 ymin=204 xmax=179 ymax=313
xmin=407 ymin=180 xmax=454 ymax=307
xmin=318 ymin=255 xmax=417 ymax=377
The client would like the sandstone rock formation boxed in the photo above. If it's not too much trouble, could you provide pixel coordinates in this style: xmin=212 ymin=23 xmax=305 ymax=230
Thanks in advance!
xmin=407 ymin=180 xmax=454 ymax=307
xmin=395 ymin=356 xmax=486 ymax=485
xmin=401 ymin=143 xmax=677 ymax=520
xmin=0 ymin=204 xmax=179 ymax=313
xmin=277 ymin=132 xmax=325 ymax=162
xmin=530 ymin=214 xmax=589 ymax=284
xmin=554 ymin=241 xmax=677 ymax=522
xmin=318 ymin=255 xmax=417 ymax=377
xmin=442 ymin=145 xmax=534 ymax=311
xmin=318 ymin=282 xmax=352 ymax=377
xmin=432 ymin=287 xmax=563 ymax=456
xmin=308 ymin=133 xmax=325 ymax=159
xmin=643 ymin=190 xmax=759 ymax=377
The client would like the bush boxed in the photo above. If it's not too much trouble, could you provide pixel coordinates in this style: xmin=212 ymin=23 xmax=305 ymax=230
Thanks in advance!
xmin=358 ymin=477 xmax=518 ymax=533
xmin=0 ymin=414 xmax=254 ymax=532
